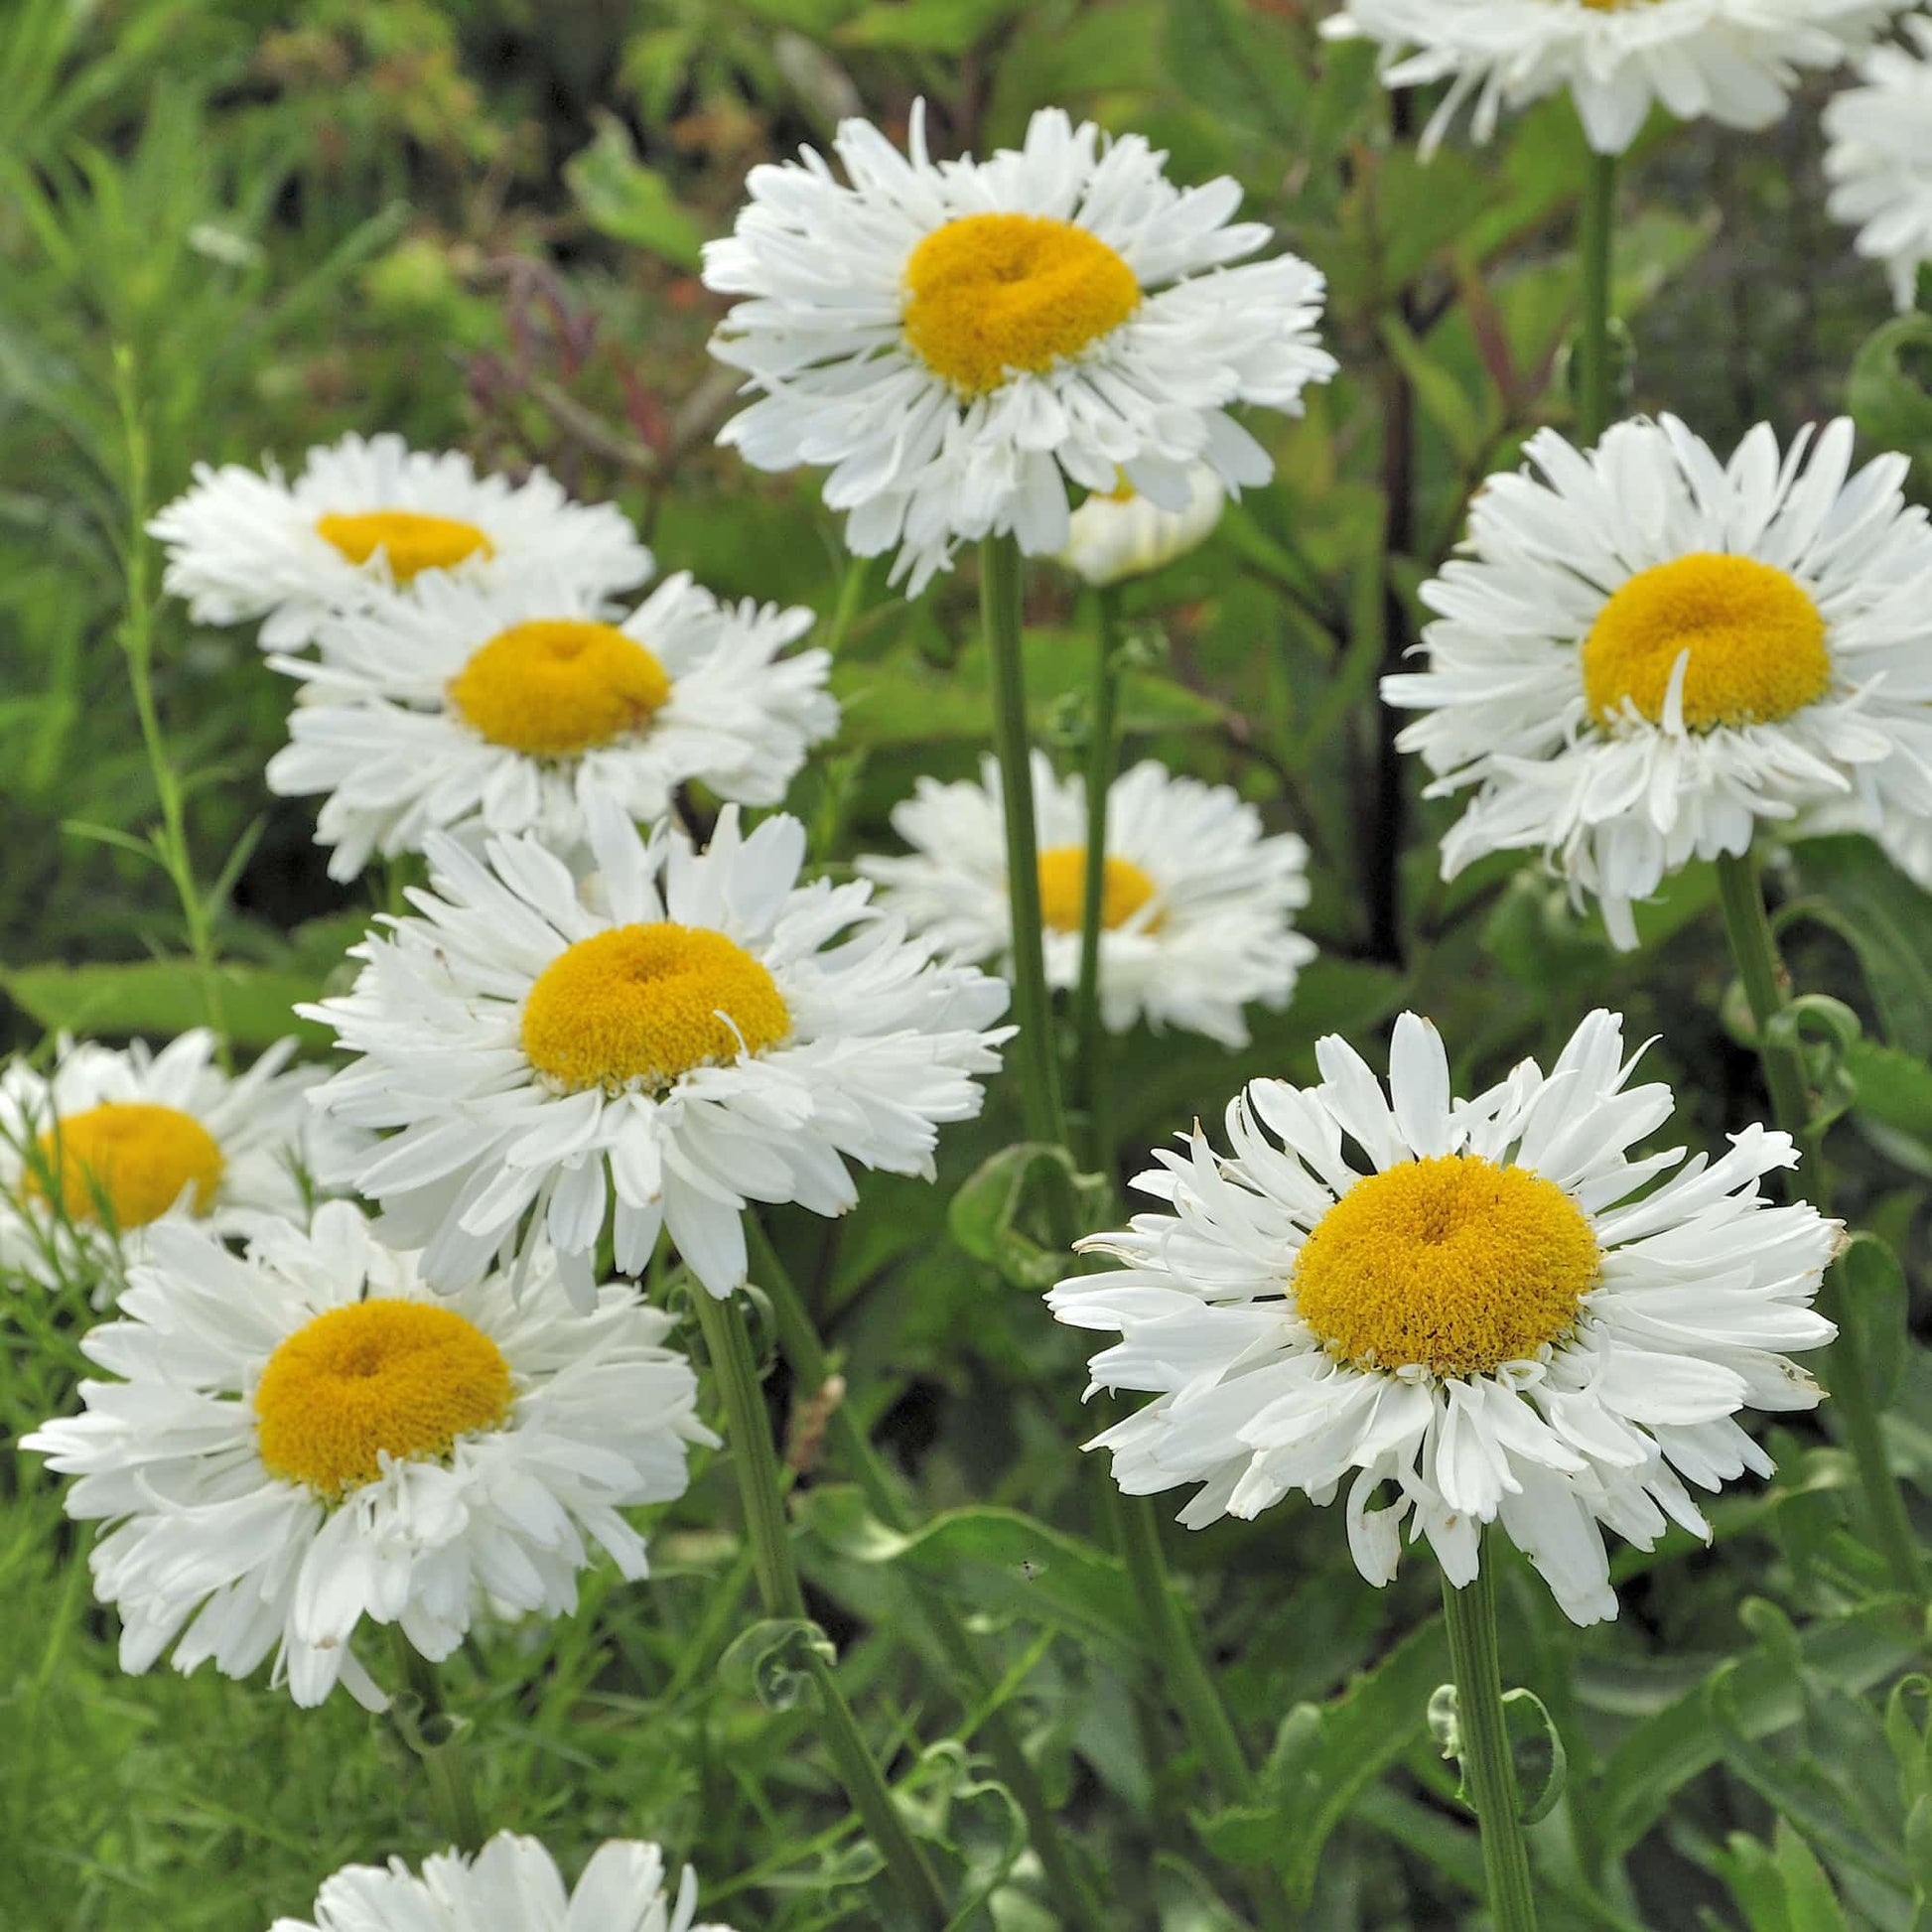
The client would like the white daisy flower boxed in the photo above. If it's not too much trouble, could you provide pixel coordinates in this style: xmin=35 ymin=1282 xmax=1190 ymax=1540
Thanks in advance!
xmin=703 ymin=103 xmax=1334 ymax=595
xmin=1057 ymin=463 xmax=1226 ymax=588
xmin=1825 ymin=15 xmax=1932 ymax=311
xmin=266 ymin=571 xmax=838 ymax=881
xmin=860 ymin=753 xmax=1313 ymax=1048
xmin=148 ymin=433 xmax=653 ymax=653
xmin=1380 ymin=415 xmax=1932 ymax=948
xmin=0 ymin=1031 xmax=336 ymax=1289
xmin=270 ymin=1831 xmax=734 ymax=1932
xmin=24 ymin=1201 xmax=713 ymax=1710
xmin=1321 ymin=0 xmax=1905 ymax=157
xmin=303 ymin=798 xmax=1011 ymax=1303
xmin=1049 ymin=1010 xmax=1837 ymax=1625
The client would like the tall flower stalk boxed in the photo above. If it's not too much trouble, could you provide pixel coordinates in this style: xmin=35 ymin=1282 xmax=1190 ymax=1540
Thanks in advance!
xmin=1713 ymin=851 xmax=1925 ymax=1600
xmin=689 ymin=1288 xmax=950 ymax=1928
xmin=1073 ymin=585 xmax=1122 ymax=1173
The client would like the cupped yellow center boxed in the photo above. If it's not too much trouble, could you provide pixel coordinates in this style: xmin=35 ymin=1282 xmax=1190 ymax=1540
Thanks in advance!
xmin=31 ymin=1103 xmax=224 ymax=1228
xmin=1581 ymin=552 xmax=1831 ymax=732
xmin=1035 ymin=846 xmax=1161 ymax=934
xmin=520 ymin=924 xmax=791 ymax=1094
xmin=316 ymin=509 xmax=494 ymax=582
xmin=447 ymin=620 xmax=673 ymax=757
xmin=902 ymin=212 xmax=1142 ymax=396
xmin=1292 ymin=1154 xmax=1599 ymax=1379
xmin=254 ymin=1299 xmax=514 ymax=1500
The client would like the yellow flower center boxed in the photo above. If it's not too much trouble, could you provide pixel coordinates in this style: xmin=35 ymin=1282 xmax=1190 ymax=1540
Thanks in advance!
xmin=1035 ymin=847 xmax=1161 ymax=933
xmin=1293 ymin=1155 xmax=1599 ymax=1379
xmin=31 ymin=1103 xmax=225 ymax=1228
xmin=1581 ymin=553 xmax=1831 ymax=732
xmin=447 ymin=620 xmax=674 ymax=757
xmin=520 ymin=924 xmax=791 ymax=1094
xmin=316 ymin=509 xmax=494 ymax=582
xmin=902 ymin=212 xmax=1142 ymax=396
xmin=254 ymin=1299 xmax=514 ymax=1500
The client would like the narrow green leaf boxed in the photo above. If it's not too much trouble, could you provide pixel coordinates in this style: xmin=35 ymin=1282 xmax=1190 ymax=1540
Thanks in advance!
xmin=566 ymin=111 xmax=705 ymax=269
xmin=3 ymin=959 xmax=330 ymax=1049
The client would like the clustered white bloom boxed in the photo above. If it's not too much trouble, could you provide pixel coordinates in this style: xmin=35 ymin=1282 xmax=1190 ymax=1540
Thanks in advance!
xmin=1383 ymin=414 xmax=1932 ymax=945
xmin=1824 ymin=14 xmax=1932 ymax=310
xmin=1323 ymin=0 xmax=1908 ymax=157
xmin=1050 ymin=1011 xmax=1837 ymax=1624
xmin=271 ymin=1831 xmax=734 ymax=1932
xmin=703 ymin=102 xmax=1334 ymax=592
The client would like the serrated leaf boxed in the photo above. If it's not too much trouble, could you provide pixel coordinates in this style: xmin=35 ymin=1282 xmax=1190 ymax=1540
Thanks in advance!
xmin=3 ymin=958 xmax=330 ymax=1049
xmin=1597 ymin=1605 xmax=1919 ymax=1857
xmin=1193 ymin=1618 xmax=1450 ymax=1903
xmin=1794 ymin=833 xmax=1932 ymax=1055
xmin=1848 ymin=313 xmax=1932 ymax=467
xmin=1500 ymin=1687 xmax=1567 ymax=1826
xmin=947 ymin=1142 xmax=1104 ymax=1289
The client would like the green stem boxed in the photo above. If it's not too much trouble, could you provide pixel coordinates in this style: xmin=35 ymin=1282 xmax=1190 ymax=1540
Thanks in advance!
xmin=748 ymin=1222 xmax=1110 ymax=1932
xmin=1576 ymin=151 xmax=1617 ymax=446
xmin=112 ymin=347 xmax=229 ymax=1058
xmin=690 ymin=1288 xmax=950 ymax=1928
xmin=980 ymin=535 xmax=1067 ymax=1152
xmin=389 ymin=1629 xmax=484 ymax=1852
xmin=1441 ymin=1558 xmax=1541 ymax=1932
xmin=824 ymin=554 xmax=870 ymax=657
xmin=1073 ymin=588 xmax=1122 ymax=1175
xmin=1714 ymin=852 xmax=1926 ymax=1599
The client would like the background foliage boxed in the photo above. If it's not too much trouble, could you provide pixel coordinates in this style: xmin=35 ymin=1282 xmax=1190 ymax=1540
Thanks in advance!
xmin=5 ymin=1 xmax=1932 ymax=1927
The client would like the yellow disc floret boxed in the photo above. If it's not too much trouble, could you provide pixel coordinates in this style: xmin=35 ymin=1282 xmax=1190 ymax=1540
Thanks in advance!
xmin=520 ymin=924 xmax=791 ymax=1094
xmin=316 ymin=509 xmax=494 ymax=581
xmin=902 ymin=212 xmax=1142 ymax=396
xmin=1035 ymin=847 xmax=1161 ymax=933
xmin=448 ymin=620 xmax=673 ymax=757
xmin=32 ymin=1103 xmax=225 ymax=1228
xmin=254 ymin=1299 xmax=514 ymax=1499
xmin=1581 ymin=552 xmax=1831 ymax=732
xmin=1293 ymin=1154 xmax=1599 ymax=1379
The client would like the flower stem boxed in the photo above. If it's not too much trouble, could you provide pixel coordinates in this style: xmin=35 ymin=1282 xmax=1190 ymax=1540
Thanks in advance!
xmin=1073 ymin=587 xmax=1122 ymax=1173
xmin=1576 ymin=151 xmax=1617 ymax=446
xmin=1441 ymin=1557 xmax=1541 ymax=1932
xmin=1714 ymin=851 xmax=1926 ymax=1599
xmin=980 ymin=535 xmax=1068 ymax=1152
xmin=388 ymin=1628 xmax=484 ymax=1853
xmin=111 ymin=347 xmax=230 ymax=1060
xmin=749 ymin=1221 xmax=1110 ymax=1932
xmin=690 ymin=1287 xmax=950 ymax=1928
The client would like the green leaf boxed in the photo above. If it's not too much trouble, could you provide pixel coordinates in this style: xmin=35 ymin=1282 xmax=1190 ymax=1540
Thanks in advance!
xmin=830 ymin=628 xmax=1225 ymax=749
xmin=1839 ymin=1232 xmax=1910 ymax=1413
xmin=717 ymin=1616 xmax=837 ymax=1714
xmin=836 ymin=0 xmax=1024 ymax=51
xmin=1194 ymin=1617 xmax=1450 ymax=1904
xmin=1596 ymin=1605 xmax=1920 ymax=1857
xmin=947 ymin=1142 xmax=1105 ymax=1289
xmin=1848 ymin=313 xmax=1932 ymax=467
xmin=1794 ymin=832 xmax=1932 ymax=1055
xmin=801 ymin=1488 xmax=1150 ymax=1663
xmin=2 ymin=959 xmax=331 ymax=1049
xmin=566 ymin=111 xmax=705 ymax=270
xmin=1501 ymin=1687 xmax=1568 ymax=1826
xmin=1377 ymin=312 xmax=1487 ymax=463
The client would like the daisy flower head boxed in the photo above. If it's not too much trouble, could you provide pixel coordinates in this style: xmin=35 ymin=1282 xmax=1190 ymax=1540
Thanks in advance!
xmin=1825 ymin=14 xmax=1932 ymax=311
xmin=304 ymin=797 xmax=1012 ymax=1303
xmin=267 ymin=571 xmax=838 ymax=881
xmin=1049 ymin=1010 xmax=1837 ymax=1624
xmin=148 ymin=433 xmax=653 ymax=653
xmin=702 ymin=103 xmax=1335 ymax=595
xmin=860 ymin=753 xmax=1314 ymax=1048
xmin=1057 ymin=462 xmax=1227 ymax=588
xmin=24 ymin=1201 xmax=713 ymax=1710
xmin=1320 ymin=0 xmax=1906 ymax=157
xmin=270 ymin=1832 xmax=734 ymax=1932
xmin=1 ymin=1031 xmax=334 ymax=1290
xmin=1381 ymin=414 xmax=1932 ymax=948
